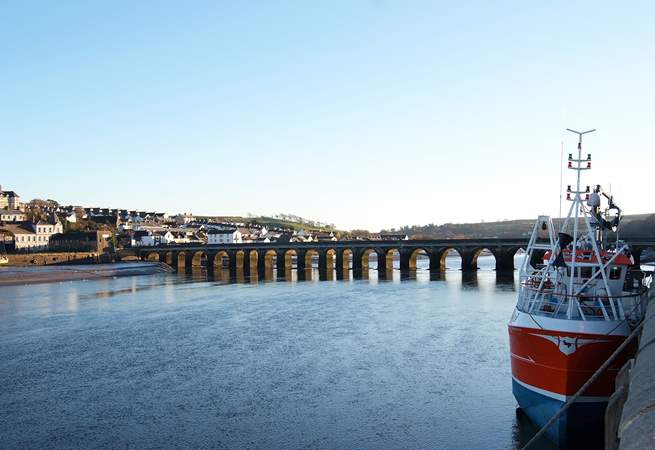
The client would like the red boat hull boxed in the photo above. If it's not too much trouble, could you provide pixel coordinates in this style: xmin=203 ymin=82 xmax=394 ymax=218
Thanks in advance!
xmin=509 ymin=325 xmax=634 ymax=398
xmin=508 ymin=320 xmax=637 ymax=446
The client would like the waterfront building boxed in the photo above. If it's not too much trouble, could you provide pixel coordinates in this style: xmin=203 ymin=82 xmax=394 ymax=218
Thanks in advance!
xmin=49 ymin=231 xmax=111 ymax=253
xmin=130 ymin=227 xmax=204 ymax=247
xmin=207 ymin=228 xmax=242 ymax=244
xmin=0 ymin=214 xmax=63 ymax=251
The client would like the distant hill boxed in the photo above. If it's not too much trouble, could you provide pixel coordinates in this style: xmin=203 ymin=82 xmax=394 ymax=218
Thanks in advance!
xmin=195 ymin=215 xmax=336 ymax=233
xmin=384 ymin=214 xmax=655 ymax=239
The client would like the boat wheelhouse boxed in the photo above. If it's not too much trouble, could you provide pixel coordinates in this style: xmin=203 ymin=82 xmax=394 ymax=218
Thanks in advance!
xmin=508 ymin=129 xmax=651 ymax=447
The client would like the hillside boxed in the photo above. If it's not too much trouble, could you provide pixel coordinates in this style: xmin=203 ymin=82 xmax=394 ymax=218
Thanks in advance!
xmin=194 ymin=215 xmax=337 ymax=233
xmin=384 ymin=214 xmax=655 ymax=239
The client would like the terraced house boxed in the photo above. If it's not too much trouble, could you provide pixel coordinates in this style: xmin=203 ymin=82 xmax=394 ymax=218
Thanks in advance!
xmin=0 ymin=214 xmax=63 ymax=251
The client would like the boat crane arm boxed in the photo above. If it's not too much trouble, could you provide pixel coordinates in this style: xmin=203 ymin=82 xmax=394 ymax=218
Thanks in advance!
xmin=589 ymin=185 xmax=622 ymax=231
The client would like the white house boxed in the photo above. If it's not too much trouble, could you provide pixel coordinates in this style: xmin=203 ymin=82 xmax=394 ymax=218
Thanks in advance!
xmin=168 ymin=230 xmax=204 ymax=244
xmin=0 ymin=209 xmax=26 ymax=222
xmin=1 ymin=215 xmax=64 ymax=250
xmin=131 ymin=230 xmax=174 ymax=247
xmin=207 ymin=228 xmax=242 ymax=244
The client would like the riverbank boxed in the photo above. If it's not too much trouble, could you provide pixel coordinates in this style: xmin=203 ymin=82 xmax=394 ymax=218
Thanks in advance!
xmin=0 ymin=262 xmax=173 ymax=286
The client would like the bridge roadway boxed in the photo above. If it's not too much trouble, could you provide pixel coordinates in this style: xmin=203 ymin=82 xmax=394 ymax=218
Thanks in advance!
xmin=137 ymin=237 xmax=655 ymax=280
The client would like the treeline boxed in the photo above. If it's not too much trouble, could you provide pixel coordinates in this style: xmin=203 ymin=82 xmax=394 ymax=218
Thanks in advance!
xmin=384 ymin=214 xmax=655 ymax=239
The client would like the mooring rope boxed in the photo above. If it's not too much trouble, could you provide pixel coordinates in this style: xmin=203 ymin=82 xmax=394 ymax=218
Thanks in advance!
xmin=521 ymin=313 xmax=650 ymax=450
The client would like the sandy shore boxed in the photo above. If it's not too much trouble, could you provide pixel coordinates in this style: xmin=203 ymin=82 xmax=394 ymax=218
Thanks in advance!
xmin=0 ymin=262 xmax=173 ymax=286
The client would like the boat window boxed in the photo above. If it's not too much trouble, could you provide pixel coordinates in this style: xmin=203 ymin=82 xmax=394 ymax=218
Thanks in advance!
xmin=580 ymin=267 xmax=592 ymax=279
xmin=609 ymin=266 xmax=622 ymax=280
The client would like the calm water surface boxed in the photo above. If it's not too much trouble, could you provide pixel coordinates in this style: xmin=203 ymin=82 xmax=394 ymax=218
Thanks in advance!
xmin=0 ymin=256 xmax=554 ymax=449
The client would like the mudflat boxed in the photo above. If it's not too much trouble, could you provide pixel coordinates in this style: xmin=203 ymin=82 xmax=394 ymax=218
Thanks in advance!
xmin=0 ymin=262 xmax=172 ymax=286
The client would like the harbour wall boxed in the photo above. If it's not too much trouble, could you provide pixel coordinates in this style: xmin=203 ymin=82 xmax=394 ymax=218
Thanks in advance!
xmin=4 ymin=252 xmax=104 ymax=266
xmin=606 ymin=280 xmax=655 ymax=450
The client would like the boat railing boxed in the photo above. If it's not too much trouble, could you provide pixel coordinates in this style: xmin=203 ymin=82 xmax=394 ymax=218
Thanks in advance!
xmin=517 ymin=283 xmax=648 ymax=323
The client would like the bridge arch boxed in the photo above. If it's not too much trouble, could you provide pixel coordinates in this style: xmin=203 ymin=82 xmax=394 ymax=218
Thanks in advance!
xmin=283 ymin=249 xmax=298 ymax=280
xmin=335 ymin=248 xmax=352 ymax=280
xmin=192 ymin=251 xmax=207 ymax=267
xmin=408 ymin=247 xmax=430 ymax=271
xmin=263 ymin=249 xmax=277 ymax=271
xmin=247 ymin=249 xmax=258 ymax=277
xmin=165 ymin=252 xmax=174 ymax=267
xmin=341 ymin=249 xmax=352 ymax=272
xmin=305 ymin=249 xmax=319 ymax=269
xmin=213 ymin=250 xmax=230 ymax=269
xmin=284 ymin=249 xmax=297 ymax=267
xmin=235 ymin=250 xmax=245 ymax=271
xmin=317 ymin=248 xmax=338 ymax=281
xmin=439 ymin=247 xmax=463 ymax=272
xmin=470 ymin=247 xmax=497 ymax=271
xmin=385 ymin=248 xmax=399 ymax=271
xmin=301 ymin=249 xmax=319 ymax=280
xmin=146 ymin=251 xmax=160 ymax=262
xmin=325 ymin=248 xmax=337 ymax=272
xmin=361 ymin=248 xmax=377 ymax=272
xmin=176 ymin=251 xmax=187 ymax=270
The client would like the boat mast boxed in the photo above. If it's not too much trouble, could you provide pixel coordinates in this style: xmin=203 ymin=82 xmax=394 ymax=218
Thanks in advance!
xmin=565 ymin=128 xmax=595 ymax=317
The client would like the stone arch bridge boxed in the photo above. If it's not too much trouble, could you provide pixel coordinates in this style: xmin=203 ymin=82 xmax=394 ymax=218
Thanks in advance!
xmin=128 ymin=237 xmax=644 ymax=280
xmin=136 ymin=238 xmax=655 ymax=280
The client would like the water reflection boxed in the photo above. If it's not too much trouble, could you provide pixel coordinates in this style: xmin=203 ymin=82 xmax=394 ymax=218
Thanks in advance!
xmin=166 ymin=255 xmax=515 ymax=286
xmin=0 ymin=254 xmax=552 ymax=450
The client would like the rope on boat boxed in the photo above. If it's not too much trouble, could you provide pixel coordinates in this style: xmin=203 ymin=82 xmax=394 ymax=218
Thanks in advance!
xmin=521 ymin=315 xmax=651 ymax=450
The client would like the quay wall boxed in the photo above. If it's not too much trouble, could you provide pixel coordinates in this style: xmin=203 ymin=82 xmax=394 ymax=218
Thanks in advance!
xmin=608 ymin=281 xmax=655 ymax=450
xmin=4 ymin=252 xmax=103 ymax=266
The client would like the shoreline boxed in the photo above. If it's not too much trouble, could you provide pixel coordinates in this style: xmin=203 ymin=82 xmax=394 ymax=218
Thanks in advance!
xmin=0 ymin=262 xmax=173 ymax=286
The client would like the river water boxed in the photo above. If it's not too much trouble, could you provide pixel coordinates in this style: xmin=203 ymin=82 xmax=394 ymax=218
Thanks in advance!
xmin=0 ymin=256 xmax=556 ymax=449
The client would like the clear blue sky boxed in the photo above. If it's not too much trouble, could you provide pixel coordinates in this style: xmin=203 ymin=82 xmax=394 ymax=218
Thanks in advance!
xmin=1 ymin=1 xmax=653 ymax=230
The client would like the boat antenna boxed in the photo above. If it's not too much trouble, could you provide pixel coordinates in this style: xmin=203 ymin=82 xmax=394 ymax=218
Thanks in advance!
xmin=564 ymin=128 xmax=596 ymax=301
xmin=565 ymin=128 xmax=596 ymax=194
xmin=558 ymin=139 xmax=563 ymax=232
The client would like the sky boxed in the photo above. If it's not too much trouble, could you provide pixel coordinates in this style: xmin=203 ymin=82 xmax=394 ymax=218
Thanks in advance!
xmin=1 ymin=1 xmax=653 ymax=231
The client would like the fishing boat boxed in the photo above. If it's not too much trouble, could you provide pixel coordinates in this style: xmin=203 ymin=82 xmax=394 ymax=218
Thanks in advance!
xmin=508 ymin=129 xmax=650 ymax=447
